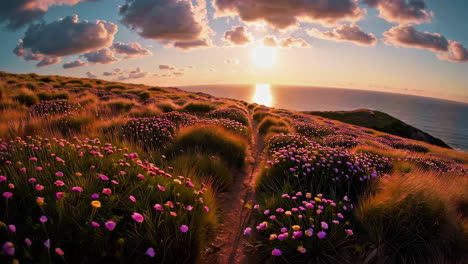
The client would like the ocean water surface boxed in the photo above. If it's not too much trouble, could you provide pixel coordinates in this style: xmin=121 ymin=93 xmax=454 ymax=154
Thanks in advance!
xmin=180 ymin=84 xmax=468 ymax=152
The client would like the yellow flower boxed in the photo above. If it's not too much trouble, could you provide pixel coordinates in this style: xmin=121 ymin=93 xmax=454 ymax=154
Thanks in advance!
xmin=36 ymin=197 xmax=45 ymax=206
xmin=75 ymin=172 xmax=82 ymax=177
xmin=292 ymin=225 xmax=301 ymax=231
xmin=306 ymin=193 xmax=312 ymax=199
xmin=314 ymin=197 xmax=321 ymax=202
xmin=269 ymin=234 xmax=278 ymax=240
xmin=91 ymin=200 xmax=101 ymax=208
xmin=285 ymin=211 xmax=292 ymax=216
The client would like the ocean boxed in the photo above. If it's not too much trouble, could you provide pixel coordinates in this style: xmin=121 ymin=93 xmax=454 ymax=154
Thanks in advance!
xmin=180 ymin=84 xmax=468 ymax=152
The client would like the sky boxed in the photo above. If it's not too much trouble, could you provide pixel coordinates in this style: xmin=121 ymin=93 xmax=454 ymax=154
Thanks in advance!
xmin=0 ymin=0 xmax=467 ymax=103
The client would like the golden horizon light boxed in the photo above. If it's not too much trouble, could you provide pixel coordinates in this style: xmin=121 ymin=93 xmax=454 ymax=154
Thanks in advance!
xmin=252 ymin=83 xmax=273 ymax=106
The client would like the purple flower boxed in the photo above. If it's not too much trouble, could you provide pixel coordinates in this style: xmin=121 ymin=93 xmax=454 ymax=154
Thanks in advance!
xmin=321 ymin=222 xmax=329 ymax=229
xmin=55 ymin=171 xmax=64 ymax=177
xmin=8 ymin=225 xmax=16 ymax=232
xmin=0 ymin=176 xmax=6 ymax=182
xmin=132 ymin=212 xmax=144 ymax=223
xmin=91 ymin=193 xmax=100 ymax=199
xmin=3 ymin=192 xmax=13 ymax=199
xmin=43 ymin=239 xmax=50 ymax=248
xmin=24 ymin=238 xmax=32 ymax=247
xmin=39 ymin=215 xmax=48 ymax=224
xmin=2 ymin=242 xmax=15 ymax=256
xmin=71 ymin=186 xmax=83 ymax=192
xmin=180 ymin=225 xmax=189 ymax=233
xmin=243 ymin=227 xmax=252 ymax=236
xmin=271 ymin=248 xmax=282 ymax=256
xmin=105 ymin=221 xmax=116 ymax=231
xmin=146 ymin=247 xmax=155 ymax=258
xmin=317 ymin=231 xmax=327 ymax=239
xmin=99 ymin=174 xmax=109 ymax=181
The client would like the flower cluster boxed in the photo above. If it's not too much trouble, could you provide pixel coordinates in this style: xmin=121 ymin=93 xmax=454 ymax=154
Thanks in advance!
xmin=408 ymin=157 xmax=467 ymax=174
xmin=376 ymin=135 xmax=429 ymax=153
xmin=28 ymin=100 xmax=81 ymax=117
xmin=159 ymin=111 xmax=198 ymax=129
xmin=122 ymin=117 xmax=176 ymax=149
xmin=244 ymin=192 xmax=354 ymax=259
xmin=267 ymin=133 xmax=317 ymax=154
xmin=0 ymin=137 xmax=213 ymax=263
xmin=206 ymin=108 xmax=249 ymax=125
xmin=293 ymin=120 xmax=336 ymax=138
xmin=321 ymin=134 xmax=361 ymax=149
xmin=198 ymin=118 xmax=250 ymax=138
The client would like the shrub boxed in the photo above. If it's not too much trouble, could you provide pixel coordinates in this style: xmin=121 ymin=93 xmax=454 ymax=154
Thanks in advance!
xmin=245 ymin=192 xmax=355 ymax=263
xmin=170 ymin=154 xmax=234 ymax=192
xmin=156 ymin=101 xmax=179 ymax=113
xmin=105 ymin=85 xmax=126 ymax=91
xmin=39 ymin=77 xmax=54 ymax=83
xmin=357 ymin=172 xmax=467 ymax=264
xmin=67 ymin=79 xmax=84 ymax=85
xmin=253 ymin=110 xmax=272 ymax=122
xmin=159 ymin=111 xmax=197 ymax=129
xmin=207 ymin=108 xmax=249 ymax=125
xmin=54 ymin=115 xmax=94 ymax=135
xmin=198 ymin=118 xmax=250 ymax=138
xmin=129 ymin=106 xmax=162 ymax=118
xmin=138 ymin=91 xmax=151 ymax=101
xmin=267 ymin=133 xmax=312 ymax=154
xmin=37 ymin=92 xmax=70 ymax=101
xmin=182 ymin=102 xmax=217 ymax=114
xmin=123 ymin=117 xmax=176 ymax=150
xmin=26 ymin=82 xmax=38 ymax=91
xmin=106 ymin=100 xmax=135 ymax=114
xmin=168 ymin=126 xmax=247 ymax=168
xmin=148 ymin=87 xmax=168 ymax=93
xmin=321 ymin=134 xmax=361 ymax=149
xmin=258 ymin=117 xmax=288 ymax=134
xmin=13 ymin=91 xmax=39 ymax=106
xmin=293 ymin=120 xmax=335 ymax=138
xmin=29 ymin=100 xmax=81 ymax=117
xmin=0 ymin=137 xmax=216 ymax=263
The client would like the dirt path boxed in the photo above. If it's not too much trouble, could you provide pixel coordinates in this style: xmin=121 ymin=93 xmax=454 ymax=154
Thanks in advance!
xmin=204 ymin=112 xmax=265 ymax=264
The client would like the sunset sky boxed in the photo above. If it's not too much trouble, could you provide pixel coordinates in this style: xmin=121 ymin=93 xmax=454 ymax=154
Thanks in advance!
xmin=0 ymin=0 xmax=467 ymax=103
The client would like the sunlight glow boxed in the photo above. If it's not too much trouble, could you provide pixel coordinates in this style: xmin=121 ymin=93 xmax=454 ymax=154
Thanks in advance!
xmin=252 ymin=46 xmax=277 ymax=68
xmin=252 ymin=84 xmax=273 ymax=107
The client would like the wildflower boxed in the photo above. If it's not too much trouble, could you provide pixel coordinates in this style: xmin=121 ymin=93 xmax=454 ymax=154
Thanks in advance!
xmin=153 ymin=204 xmax=164 ymax=211
xmin=345 ymin=229 xmax=354 ymax=236
xmin=292 ymin=231 xmax=302 ymax=239
xmin=185 ymin=205 xmax=193 ymax=211
xmin=102 ymin=188 xmax=112 ymax=195
xmin=321 ymin=222 xmax=329 ymax=229
xmin=54 ymin=180 xmax=65 ymax=186
xmin=0 ymin=176 xmax=7 ymax=182
xmin=278 ymin=233 xmax=288 ymax=241
xmin=36 ymin=197 xmax=45 ymax=206
xmin=264 ymin=209 xmax=270 ymax=215
xmin=8 ymin=183 xmax=14 ymax=189
xmin=337 ymin=213 xmax=344 ymax=219
xmin=170 ymin=211 xmax=177 ymax=216
xmin=270 ymin=215 xmax=276 ymax=220
xmin=39 ymin=216 xmax=48 ymax=223
xmin=146 ymin=247 xmax=155 ymax=258
xmin=256 ymin=221 xmax=268 ymax=230
xmin=105 ymin=221 xmax=116 ymax=231
xmin=305 ymin=228 xmax=314 ymax=237
xmin=297 ymin=246 xmax=307 ymax=254
xmin=317 ymin=231 xmax=327 ymax=239
xmin=55 ymin=171 xmax=64 ymax=177
xmin=36 ymin=166 xmax=43 ymax=171
xmin=157 ymin=185 xmax=166 ymax=191
xmin=2 ymin=242 xmax=14 ymax=256
xmin=3 ymin=192 xmax=13 ymax=199
xmin=292 ymin=225 xmax=301 ymax=231
xmin=44 ymin=239 xmax=50 ymax=248
xmin=91 ymin=222 xmax=100 ymax=227
xmin=55 ymin=248 xmax=65 ymax=256
xmin=204 ymin=206 xmax=210 ymax=213
xmin=280 ymin=227 xmax=288 ymax=233
xmin=271 ymin=248 xmax=282 ymax=256
xmin=35 ymin=184 xmax=44 ymax=191
xmin=55 ymin=192 xmax=64 ymax=200
xmin=20 ymin=168 xmax=26 ymax=172
xmin=180 ymin=225 xmax=189 ymax=233
xmin=75 ymin=172 xmax=82 ymax=177
xmin=111 ymin=180 xmax=119 ymax=185
xmin=24 ymin=238 xmax=32 ymax=247
xmin=91 ymin=193 xmax=99 ymax=199
xmin=285 ymin=211 xmax=292 ymax=216
xmin=243 ymin=227 xmax=252 ymax=236
xmin=91 ymin=201 xmax=101 ymax=208
xmin=132 ymin=213 xmax=144 ymax=223
xmin=269 ymin=234 xmax=278 ymax=240
xmin=332 ymin=220 xmax=340 ymax=225
xmin=71 ymin=186 xmax=83 ymax=192
xmin=99 ymin=174 xmax=109 ymax=181
xmin=8 ymin=225 xmax=16 ymax=232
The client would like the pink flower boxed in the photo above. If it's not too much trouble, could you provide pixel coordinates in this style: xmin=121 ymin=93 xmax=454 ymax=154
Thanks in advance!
xmin=136 ymin=174 xmax=145 ymax=180
xmin=29 ymin=157 xmax=38 ymax=161
xmin=54 ymin=180 xmax=65 ymax=186
xmin=20 ymin=168 xmax=26 ymax=172
xmin=24 ymin=238 xmax=32 ymax=247
xmin=55 ymin=248 xmax=65 ymax=256
xmin=204 ymin=206 xmax=210 ymax=213
xmin=129 ymin=195 xmax=137 ymax=203
xmin=271 ymin=248 xmax=282 ymax=256
xmin=8 ymin=225 xmax=16 ymax=232
xmin=321 ymin=222 xmax=329 ymax=229
xmin=2 ymin=242 xmax=15 ymax=256
xmin=91 ymin=221 xmax=100 ymax=227
xmin=39 ymin=215 xmax=48 ymax=223
xmin=28 ymin=178 xmax=37 ymax=183
xmin=153 ymin=204 xmax=164 ymax=211
xmin=337 ymin=213 xmax=344 ymax=219
xmin=99 ymin=174 xmax=109 ymax=181
xmin=0 ymin=176 xmax=6 ymax=182
xmin=278 ymin=233 xmax=288 ymax=241
xmin=91 ymin=193 xmax=100 ymax=199
xmin=55 ymin=171 xmax=64 ymax=177
xmin=71 ymin=186 xmax=83 ymax=192
xmin=345 ymin=229 xmax=354 ymax=236
xmin=3 ymin=192 xmax=13 ymax=199
xmin=180 ymin=225 xmax=189 ymax=233
xmin=243 ymin=227 xmax=252 ymax=236
xmin=111 ymin=180 xmax=119 ymax=185
xmin=102 ymin=188 xmax=112 ymax=195
xmin=43 ymin=239 xmax=50 ymax=248
xmin=55 ymin=192 xmax=64 ymax=200
xmin=35 ymin=184 xmax=44 ymax=191
xmin=157 ymin=185 xmax=165 ymax=192
xmin=35 ymin=166 xmax=43 ymax=171
xmin=105 ymin=221 xmax=116 ymax=231
xmin=132 ymin=213 xmax=144 ymax=223
xmin=146 ymin=247 xmax=155 ymax=258
xmin=317 ymin=231 xmax=327 ymax=239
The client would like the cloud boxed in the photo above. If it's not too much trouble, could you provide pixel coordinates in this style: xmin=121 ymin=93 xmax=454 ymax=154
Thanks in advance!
xmin=306 ymin=24 xmax=377 ymax=46
xmin=159 ymin=65 xmax=176 ymax=70
xmin=225 ymin=58 xmax=240 ymax=64
xmin=364 ymin=0 xmax=433 ymax=24
xmin=112 ymin=42 xmax=152 ymax=58
xmin=103 ymin=68 xmax=122 ymax=76
xmin=118 ymin=68 xmax=148 ymax=81
xmin=0 ymin=0 xmax=95 ymax=30
xmin=173 ymin=71 xmax=184 ymax=76
xmin=224 ymin=26 xmax=252 ymax=46
xmin=438 ymin=41 xmax=468 ymax=63
xmin=213 ymin=0 xmax=364 ymax=29
xmin=262 ymin=36 xmax=310 ymax=48
xmin=13 ymin=41 xmax=61 ymax=67
xmin=83 ymin=48 xmax=120 ymax=64
xmin=20 ymin=14 xmax=117 ymax=57
xmin=119 ymin=0 xmax=212 ymax=49
xmin=86 ymin=71 xmax=98 ymax=78
xmin=63 ymin=59 xmax=87 ymax=69
xmin=383 ymin=24 xmax=448 ymax=52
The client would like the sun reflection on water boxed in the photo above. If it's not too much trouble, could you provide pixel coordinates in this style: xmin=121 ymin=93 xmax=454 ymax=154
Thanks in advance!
xmin=252 ymin=84 xmax=273 ymax=107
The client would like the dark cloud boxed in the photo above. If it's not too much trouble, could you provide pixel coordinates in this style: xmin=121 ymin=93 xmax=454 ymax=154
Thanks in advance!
xmin=262 ymin=36 xmax=310 ymax=48
xmin=83 ymin=48 xmax=120 ymax=64
xmin=159 ymin=65 xmax=176 ymax=70
xmin=20 ymin=14 xmax=117 ymax=57
xmin=0 ymin=0 xmax=94 ymax=30
xmin=13 ymin=41 xmax=61 ymax=67
xmin=118 ymin=68 xmax=148 ymax=81
xmin=86 ymin=71 xmax=98 ymax=78
xmin=364 ymin=0 xmax=433 ymax=24
xmin=214 ymin=0 xmax=364 ymax=29
xmin=224 ymin=26 xmax=252 ymax=46
xmin=119 ymin=0 xmax=212 ymax=49
xmin=438 ymin=41 xmax=468 ymax=63
xmin=63 ymin=60 xmax=87 ymax=69
xmin=112 ymin=42 xmax=152 ymax=58
xmin=383 ymin=24 xmax=448 ymax=52
xmin=307 ymin=24 xmax=377 ymax=46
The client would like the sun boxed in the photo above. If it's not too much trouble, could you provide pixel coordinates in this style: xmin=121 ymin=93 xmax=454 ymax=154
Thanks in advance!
xmin=251 ymin=45 xmax=277 ymax=68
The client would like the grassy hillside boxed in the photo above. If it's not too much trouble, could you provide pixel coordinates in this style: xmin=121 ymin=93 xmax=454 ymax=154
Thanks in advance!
xmin=304 ymin=109 xmax=451 ymax=149
xmin=0 ymin=72 xmax=466 ymax=264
